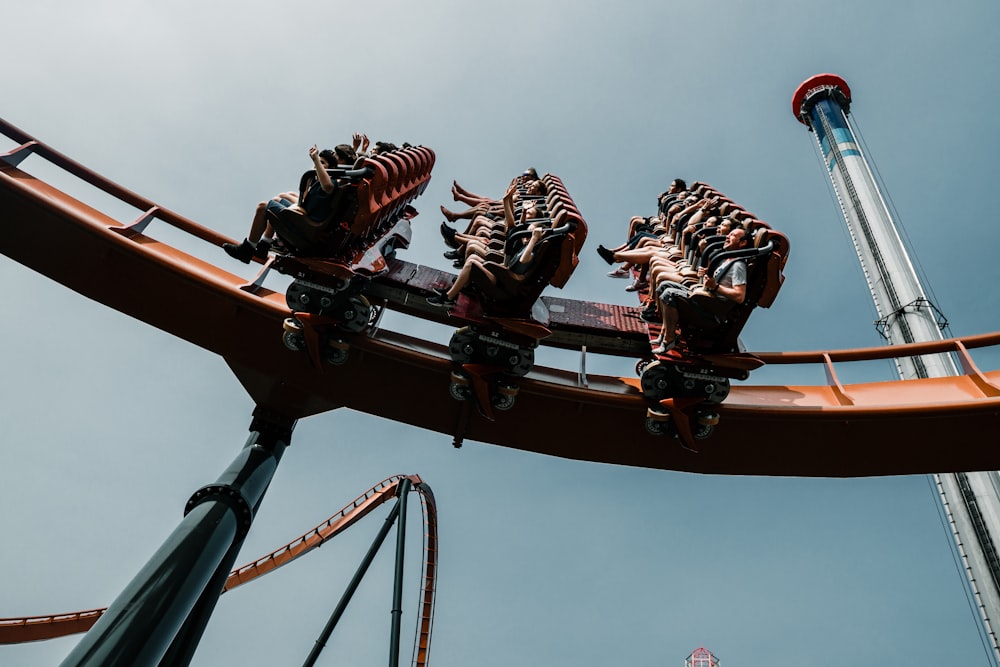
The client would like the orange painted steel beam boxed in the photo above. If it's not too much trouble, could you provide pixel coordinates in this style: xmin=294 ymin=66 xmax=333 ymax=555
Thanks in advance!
xmin=2 ymin=124 xmax=1000 ymax=478
xmin=223 ymin=476 xmax=411 ymax=592
xmin=0 ymin=611 xmax=105 ymax=646
xmin=0 ymin=475 xmax=439 ymax=666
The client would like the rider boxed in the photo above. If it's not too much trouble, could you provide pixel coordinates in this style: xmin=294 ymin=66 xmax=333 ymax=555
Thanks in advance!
xmin=223 ymin=143 xmax=356 ymax=263
xmin=652 ymin=226 xmax=751 ymax=354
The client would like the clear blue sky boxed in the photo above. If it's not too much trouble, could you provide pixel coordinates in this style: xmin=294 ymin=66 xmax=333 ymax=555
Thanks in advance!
xmin=2 ymin=1 xmax=999 ymax=665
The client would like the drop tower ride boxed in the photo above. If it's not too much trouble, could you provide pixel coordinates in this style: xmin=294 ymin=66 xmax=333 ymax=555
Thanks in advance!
xmin=793 ymin=73 xmax=1000 ymax=662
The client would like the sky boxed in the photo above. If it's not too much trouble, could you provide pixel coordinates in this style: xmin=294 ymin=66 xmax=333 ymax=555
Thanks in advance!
xmin=2 ymin=1 xmax=1000 ymax=665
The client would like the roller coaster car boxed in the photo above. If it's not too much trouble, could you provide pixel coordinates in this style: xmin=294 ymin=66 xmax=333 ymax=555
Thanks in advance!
xmin=268 ymin=155 xmax=428 ymax=272
xmin=639 ymin=227 xmax=790 ymax=446
xmin=270 ymin=147 xmax=436 ymax=363
xmin=444 ymin=219 xmax=586 ymax=419
xmin=273 ymin=228 xmax=408 ymax=367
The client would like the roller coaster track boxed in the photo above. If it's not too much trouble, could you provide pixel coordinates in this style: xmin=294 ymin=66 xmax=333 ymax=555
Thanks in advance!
xmin=1 ymin=117 xmax=999 ymax=478
xmin=0 ymin=475 xmax=439 ymax=664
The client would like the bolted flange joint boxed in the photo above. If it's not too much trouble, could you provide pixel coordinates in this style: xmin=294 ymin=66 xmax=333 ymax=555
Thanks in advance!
xmin=184 ymin=484 xmax=254 ymax=538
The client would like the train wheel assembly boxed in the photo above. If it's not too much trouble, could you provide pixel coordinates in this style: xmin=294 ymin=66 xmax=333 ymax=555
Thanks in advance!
xmin=640 ymin=360 xmax=730 ymax=404
xmin=447 ymin=328 xmax=536 ymax=377
xmin=285 ymin=281 xmax=371 ymax=333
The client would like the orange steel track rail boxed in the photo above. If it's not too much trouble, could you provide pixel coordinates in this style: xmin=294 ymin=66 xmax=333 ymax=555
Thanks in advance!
xmin=1 ymin=118 xmax=999 ymax=477
xmin=0 ymin=475 xmax=439 ymax=666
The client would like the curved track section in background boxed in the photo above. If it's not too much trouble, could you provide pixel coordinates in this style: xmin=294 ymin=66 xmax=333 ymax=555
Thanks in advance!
xmin=1 ymin=119 xmax=999 ymax=476
xmin=0 ymin=475 xmax=439 ymax=667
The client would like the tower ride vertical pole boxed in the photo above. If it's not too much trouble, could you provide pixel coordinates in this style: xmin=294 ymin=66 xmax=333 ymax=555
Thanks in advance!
xmin=793 ymin=73 xmax=1000 ymax=663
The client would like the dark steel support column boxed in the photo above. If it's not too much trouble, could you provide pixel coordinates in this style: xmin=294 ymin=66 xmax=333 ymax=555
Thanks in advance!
xmin=152 ymin=538 xmax=247 ymax=667
xmin=60 ymin=408 xmax=294 ymax=667
xmin=302 ymin=497 xmax=404 ymax=667
xmin=388 ymin=477 xmax=411 ymax=667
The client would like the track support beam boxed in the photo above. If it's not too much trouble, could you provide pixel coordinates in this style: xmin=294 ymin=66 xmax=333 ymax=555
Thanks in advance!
xmin=59 ymin=408 xmax=294 ymax=667
xmin=389 ymin=477 xmax=411 ymax=667
xmin=302 ymin=477 xmax=411 ymax=667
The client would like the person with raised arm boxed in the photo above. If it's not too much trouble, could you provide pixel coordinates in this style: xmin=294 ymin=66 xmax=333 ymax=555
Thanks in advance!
xmin=223 ymin=143 xmax=355 ymax=263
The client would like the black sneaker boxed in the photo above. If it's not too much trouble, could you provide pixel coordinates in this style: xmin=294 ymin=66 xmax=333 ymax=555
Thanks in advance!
xmin=253 ymin=238 xmax=272 ymax=259
xmin=427 ymin=293 xmax=457 ymax=308
xmin=443 ymin=249 xmax=462 ymax=260
xmin=597 ymin=244 xmax=615 ymax=265
xmin=223 ymin=239 xmax=255 ymax=263
xmin=440 ymin=222 xmax=459 ymax=248
xmin=640 ymin=308 xmax=659 ymax=323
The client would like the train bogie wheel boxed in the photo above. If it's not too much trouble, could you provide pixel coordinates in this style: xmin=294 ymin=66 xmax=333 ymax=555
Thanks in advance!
xmin=645 ymin=406 xmax=676 ymax=437
xmin=448 ymin=371 xmax=471 ymax=401
xmin=644 ymin=417 xmax=665 ymax=436
xmin=448 ymin=328 xmax=478 ymax=364
xmin=645 ymin=416 xmax=678 ymax=437
xmin=640 ymin=361 xmax=670 ymax=400
xmin=491 ymin=393 xmax=516 ymax=411
xmin=705 ymin=379 xmax=730 ymax=404
xmin=448 ymin=382 xmax=471 ymax=401
xmin=323 ymin=339 xmax=350 ymax=365
xmin=282 ymin=318 xmax=305 ymax=351
xmin=692 ymin=410 xmax=719 ymax=440
xmin=635 ymin=358 xmax=655 ymax=376
xmin=283 ymin=331 xmax=305 ymax=352
xmin=286 ymin=283 xmax=317 ymax=314
xmin=338 ymin=295 xmax=371 ymax=333
xmin=507 ymin=348 xmax=534 ymax=377
xmin=697 ymin=411 xmax=720 ymax=427
xmin=492 ymin=383 xmax=519 ymax=411
xmin=694 ymin=423 xmax=714 ymax=439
